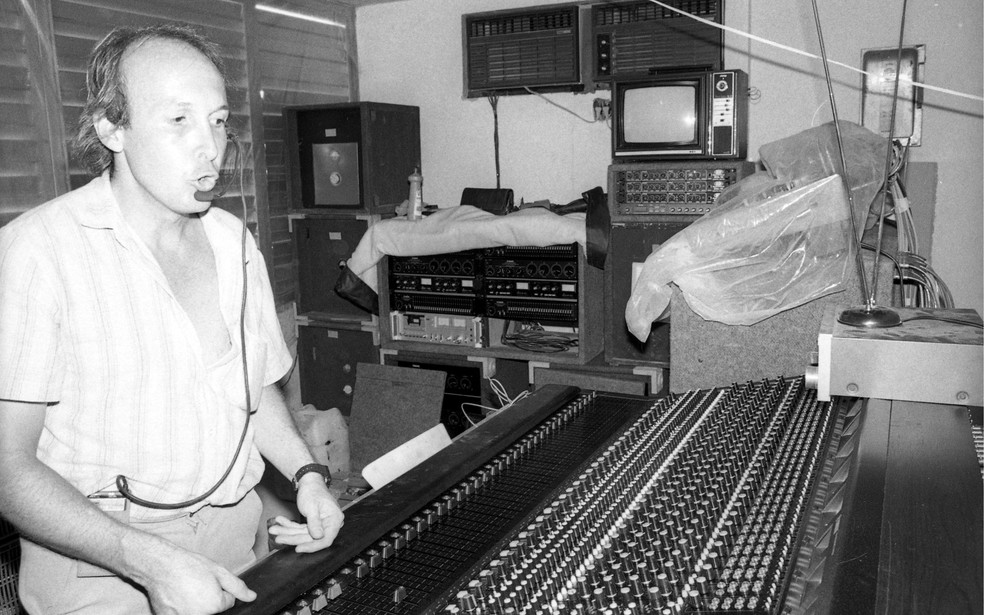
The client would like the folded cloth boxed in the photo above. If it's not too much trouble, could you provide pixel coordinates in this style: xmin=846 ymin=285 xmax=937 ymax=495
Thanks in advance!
xmin=344 ymin=205 xmax=586 ymax=293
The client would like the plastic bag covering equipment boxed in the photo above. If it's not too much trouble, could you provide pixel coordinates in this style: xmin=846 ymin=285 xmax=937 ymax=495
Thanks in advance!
xmin=625 ymin=174 xmax=854 ymax=337
xmin=760 ymin=120 xmax=889 ymax=238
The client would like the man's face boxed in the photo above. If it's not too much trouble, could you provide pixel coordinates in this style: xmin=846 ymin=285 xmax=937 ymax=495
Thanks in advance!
xmin=107 ymin=38 xmax=229 ymax=217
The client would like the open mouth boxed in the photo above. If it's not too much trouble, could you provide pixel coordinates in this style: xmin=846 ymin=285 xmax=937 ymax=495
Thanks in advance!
xmin=194 ymin=175 xmax=219 ymax=192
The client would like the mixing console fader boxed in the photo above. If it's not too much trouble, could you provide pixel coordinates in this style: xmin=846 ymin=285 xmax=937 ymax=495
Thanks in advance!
xmin=231 ymin=379 xmax=982 ymax=615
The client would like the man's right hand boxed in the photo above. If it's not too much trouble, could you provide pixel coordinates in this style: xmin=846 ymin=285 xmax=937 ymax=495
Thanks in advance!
xmin=137 ymin=542 xmax=256 ymax=614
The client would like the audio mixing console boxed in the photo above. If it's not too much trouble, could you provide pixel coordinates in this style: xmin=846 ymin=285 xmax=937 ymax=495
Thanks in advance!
xmin=230 ymin=380 xmax=982 ymax=615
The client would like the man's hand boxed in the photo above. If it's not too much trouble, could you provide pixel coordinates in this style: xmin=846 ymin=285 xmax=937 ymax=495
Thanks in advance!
xmin=267 ymin=476 xmax=344 ymax=553
xmin=139 ymin=545 xmax=256 ymax=615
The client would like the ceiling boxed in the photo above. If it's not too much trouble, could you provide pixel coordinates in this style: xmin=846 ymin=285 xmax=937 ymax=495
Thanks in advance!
xmin=334 ymin=0 xmax=408 ymax=5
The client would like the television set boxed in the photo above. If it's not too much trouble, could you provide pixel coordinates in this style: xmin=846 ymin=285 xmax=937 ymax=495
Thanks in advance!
xmin=612 ymin=69 xmax=748 ymax=160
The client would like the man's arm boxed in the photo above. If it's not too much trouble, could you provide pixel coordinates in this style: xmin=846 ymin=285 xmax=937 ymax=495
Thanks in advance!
xmin=251 ymin=384 xmax=344 ymax=552
xmin=0 ymin=399 xmax=256 ymax=614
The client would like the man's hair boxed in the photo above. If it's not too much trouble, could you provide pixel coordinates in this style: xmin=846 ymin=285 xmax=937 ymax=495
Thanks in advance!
xmin=73 ymin=23 xmax=228 ymax=177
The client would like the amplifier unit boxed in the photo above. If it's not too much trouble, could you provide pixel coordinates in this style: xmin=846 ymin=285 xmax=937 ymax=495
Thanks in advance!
xmin=389 ymin=275 xmax=480 ymax=294
xmin=463 ymin=4 xmax=583 ymax=98
xmin=485 ymin=297 xmax=578 ymax=325
xmin=483 ymin=244 xmax=580 ymax=325
xmin=587 ymin=0 xmax=724 ymax=87
xmin=391 ymin=311 xmax=486 ymax=348
xmin=389 ymin=250 xmax=483 ymax=316
xmin=390 ymin=293 xmax=481 ymax=316
xmin=608 ymin=160 xmax=756 ymax=222
xmin=484 ymin=244 xmax=579 ymax=259
xmin=389 ymin=251 xmax=480 ymax=276
xmin=484 ymin=257 xmax=577 ymax=281
xmin=485 ymin=278 xmax=577 ymax=300
xmin=388 ymin=244 xmax=581 ymax=327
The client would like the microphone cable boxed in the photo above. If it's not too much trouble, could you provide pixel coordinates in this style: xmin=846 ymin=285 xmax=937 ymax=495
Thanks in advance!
xmin=116 ymin=136 xmax=254 ymax=510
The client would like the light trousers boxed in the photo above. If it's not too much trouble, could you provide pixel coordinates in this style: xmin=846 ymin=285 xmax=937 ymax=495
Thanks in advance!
xmin=18 ymin=489 xmax=261 ymax=615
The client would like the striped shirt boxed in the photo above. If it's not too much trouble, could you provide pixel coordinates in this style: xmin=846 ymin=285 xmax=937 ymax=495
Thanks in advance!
xmin=0 ymin=174 xmax=293 ymax=520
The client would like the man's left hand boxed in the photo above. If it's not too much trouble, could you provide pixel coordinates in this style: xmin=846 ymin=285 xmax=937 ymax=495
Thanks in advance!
xmin=268 ymin=477 xmax=344 ymax=553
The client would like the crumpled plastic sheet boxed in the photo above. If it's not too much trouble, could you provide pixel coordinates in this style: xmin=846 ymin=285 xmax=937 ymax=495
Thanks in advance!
xmin=625 ymin=174 xmax=854 ymax=337
xmin=623 ymin=121 xmax=888 ymax=338
xmin=759 ymin=120 xmax=889 ymax=238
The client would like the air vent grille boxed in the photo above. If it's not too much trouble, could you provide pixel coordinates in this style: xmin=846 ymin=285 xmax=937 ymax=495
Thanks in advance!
xmin=593 ymin=0 xmax=719 ymax=25
xmin=468 ymin=9 xmax=576 ymax=38
xmin=589 ymin=0 xmax=723 ymax=80
xmin=464 ymin=4 xmax=582 ymax=97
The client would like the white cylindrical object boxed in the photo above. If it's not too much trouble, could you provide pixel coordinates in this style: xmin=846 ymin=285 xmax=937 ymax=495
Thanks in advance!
xmin=408 ymin=167 xmax=423 ymax=220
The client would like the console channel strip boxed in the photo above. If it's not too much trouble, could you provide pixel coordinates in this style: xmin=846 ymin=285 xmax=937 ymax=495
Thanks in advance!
xmin=483 ymin=243 xmax=579 ymax=325
xmin=608 ymin=160 xmax=756 ymax=222
xmin=389 ymin=250 xmax=483 ymax=316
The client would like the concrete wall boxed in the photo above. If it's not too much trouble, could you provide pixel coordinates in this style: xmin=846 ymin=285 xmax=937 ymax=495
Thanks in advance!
xmin=356 ymin=0 xmax=983 ymax=313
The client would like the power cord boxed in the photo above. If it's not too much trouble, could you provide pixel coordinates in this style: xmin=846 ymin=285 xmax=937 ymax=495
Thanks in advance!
xmin=500 ymin=320 xmax=579 ymax=353
xmin=487 ymin=93 xmax=501 ymax=190
xmin=459 ymin=377 xmax=531 ymax=427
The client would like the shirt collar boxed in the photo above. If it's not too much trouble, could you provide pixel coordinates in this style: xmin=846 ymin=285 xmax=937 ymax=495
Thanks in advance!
xmin=75 ymin=173 xmax=247 ymax=265
xmin=77 ymin=172 xmax=124 ymax=231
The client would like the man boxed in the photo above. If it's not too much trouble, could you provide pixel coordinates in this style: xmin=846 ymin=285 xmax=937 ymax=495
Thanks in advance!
xmin=0 ymin=24 xmax=343 ymax=615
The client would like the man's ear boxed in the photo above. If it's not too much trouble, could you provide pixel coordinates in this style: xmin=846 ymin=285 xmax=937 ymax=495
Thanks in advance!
xmin=94 ymin=112 xmax=124 ymax=153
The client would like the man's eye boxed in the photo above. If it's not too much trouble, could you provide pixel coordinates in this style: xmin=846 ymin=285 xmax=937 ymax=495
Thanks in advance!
xmin=172 ymin=116 xmax=187 ymax=124
xmin=213 ymin=117 xmax=228 ymax=127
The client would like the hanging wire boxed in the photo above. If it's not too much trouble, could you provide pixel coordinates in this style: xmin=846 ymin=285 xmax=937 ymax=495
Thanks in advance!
xmin=487 ymin=92 xmax=501 ymax=189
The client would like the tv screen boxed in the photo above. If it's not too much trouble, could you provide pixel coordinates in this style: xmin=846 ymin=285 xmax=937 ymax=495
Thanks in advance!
xmin=622 ymin=84 xmax=698 ymax=145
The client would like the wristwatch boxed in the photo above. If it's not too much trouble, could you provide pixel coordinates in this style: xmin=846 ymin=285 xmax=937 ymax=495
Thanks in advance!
xmin=291 ymin=463 xmax=332 ymax=491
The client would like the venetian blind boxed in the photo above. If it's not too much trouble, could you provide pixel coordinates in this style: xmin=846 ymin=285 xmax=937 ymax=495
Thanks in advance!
xmin=253 ymin=0 xmax=355 ymax=304
xmin=0 ymin=0 xmax=70 ymax=227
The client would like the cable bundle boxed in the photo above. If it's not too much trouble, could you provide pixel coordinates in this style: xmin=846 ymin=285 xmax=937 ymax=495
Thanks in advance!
xmin=882 ymin=141 xmax=954 ymax=309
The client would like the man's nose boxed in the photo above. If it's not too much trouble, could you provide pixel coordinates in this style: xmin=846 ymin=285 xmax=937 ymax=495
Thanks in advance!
xmin=200 ymin=123 xmax=223 ymax=161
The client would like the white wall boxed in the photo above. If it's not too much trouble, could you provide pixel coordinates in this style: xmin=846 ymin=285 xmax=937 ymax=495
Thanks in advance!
xmin=357 ymin=0 xmax=983 ymax=313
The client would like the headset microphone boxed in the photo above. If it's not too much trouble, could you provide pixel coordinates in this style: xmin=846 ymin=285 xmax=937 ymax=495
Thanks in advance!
xmin=194 ymin=187 xmax=224 ymax=202
xmin=193 ymin=133 xmax=239 ymax=202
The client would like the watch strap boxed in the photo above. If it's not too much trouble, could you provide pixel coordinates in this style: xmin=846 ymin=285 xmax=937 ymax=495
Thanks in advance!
xmin=291 ymin=463 xmax=332 ymax=491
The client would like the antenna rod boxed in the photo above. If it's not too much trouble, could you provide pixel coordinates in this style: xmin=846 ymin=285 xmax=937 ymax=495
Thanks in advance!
xmin=811 ymin=0 xmax=902 ymax=327
xmin=809 ymin=0 xmax=871 ymax=305
xmin=869 ymin=0 xmax=910 ymax=306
